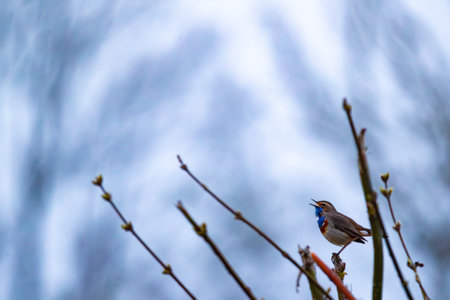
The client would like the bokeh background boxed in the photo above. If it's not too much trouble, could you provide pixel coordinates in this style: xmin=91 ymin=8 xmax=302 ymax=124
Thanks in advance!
xmin=1 ymin=1 xmax=449 ymax=299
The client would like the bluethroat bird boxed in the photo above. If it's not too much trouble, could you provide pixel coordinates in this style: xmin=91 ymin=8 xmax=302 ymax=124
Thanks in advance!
xmin=310 ymin=200 xmax=371 ymax=255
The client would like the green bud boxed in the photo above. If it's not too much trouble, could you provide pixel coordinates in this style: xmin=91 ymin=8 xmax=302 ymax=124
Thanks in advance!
xmin=121 ymin=222 xmax=133 ymax=232
xmin=102 ymin=192 xmax=111 ymax=201
xmin=92 ymin=174 xmax=103 ymax=186
xmin=163 ymin=264 xmax=172 ymax=275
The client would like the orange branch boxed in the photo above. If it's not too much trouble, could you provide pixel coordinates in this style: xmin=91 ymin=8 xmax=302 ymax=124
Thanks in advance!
xmin=311 ymin=252 xmax=356 ymax=300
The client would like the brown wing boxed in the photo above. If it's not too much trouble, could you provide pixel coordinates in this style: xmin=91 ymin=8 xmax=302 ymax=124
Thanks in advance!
xmin=330 ymin=212 xmax=369 ymax=242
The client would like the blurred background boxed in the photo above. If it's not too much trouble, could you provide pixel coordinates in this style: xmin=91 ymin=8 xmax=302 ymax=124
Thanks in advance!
xmin=1 ymin=0 xmax=449 ymax=299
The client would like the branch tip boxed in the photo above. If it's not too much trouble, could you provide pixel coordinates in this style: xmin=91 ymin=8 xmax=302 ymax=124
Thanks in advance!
xmin=177 ymin=155 xmax=188 ymax=170
xmin=92 ymin=174 xmax=103 ymax=186
xmin=342 ymin=98 xmax=352 ymax=112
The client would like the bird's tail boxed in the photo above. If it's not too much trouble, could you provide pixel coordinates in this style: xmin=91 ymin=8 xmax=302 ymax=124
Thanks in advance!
xmin=360 ymin=227 xmax=372 ymax=236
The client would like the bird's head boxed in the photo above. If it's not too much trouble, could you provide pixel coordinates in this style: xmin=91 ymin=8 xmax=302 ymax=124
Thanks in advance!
xmin=309 ymin=199 xmax=336 ymax=216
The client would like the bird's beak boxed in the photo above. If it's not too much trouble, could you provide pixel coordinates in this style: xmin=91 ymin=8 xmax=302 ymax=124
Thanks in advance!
xmin=309 ymin=199 xmax=319 ymax=208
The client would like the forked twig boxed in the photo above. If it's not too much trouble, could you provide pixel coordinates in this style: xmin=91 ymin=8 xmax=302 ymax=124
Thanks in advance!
xmin=380 ymin=173 xmax=430 ymax=300
xmin=177 ymin=201 xmax=258 ymax=300
xmin=177 ymin=155 xmax=332 ymax=300
xmin=91 ymin=175 xmax=196 ymax=300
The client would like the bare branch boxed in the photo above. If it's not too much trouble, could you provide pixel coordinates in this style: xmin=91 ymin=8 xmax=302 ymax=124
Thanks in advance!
xmin=380 ymin=173 xmax=430 ymax=300
xmin=331 ymin=253 xmax=347 ymax=300
xmin=177 ymin=156 xmax=332 ymax=299
xmin=298 ymin=246 xmax=328 ymax=300
xmin=310 ymin=252 xmax=356 ymax=300
xmin=343 ymin=99 xmax=413 ymax=300
xmin=92 ymin=175 xmax=196 ymax=300
xmin=177 ymin=201 xmax=258 ymax=300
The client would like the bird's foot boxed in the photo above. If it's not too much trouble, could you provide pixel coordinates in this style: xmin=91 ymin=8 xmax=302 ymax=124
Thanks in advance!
xmin=331 ymin=253 xmax=346 ymax=279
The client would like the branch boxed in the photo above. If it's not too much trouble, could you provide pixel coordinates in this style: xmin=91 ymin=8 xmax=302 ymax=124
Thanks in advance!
xmin=343 ymin=100 xmax=384 ymax=299
xmin=91 ymin=175 xmax=196 ymax=300
xmin=177 ymin=155 xmax=332 ymax=300
xmin=310 ymin=252 xmax=356 ymax=300
xmin=380 ymin=173 xmax=430 ymax=300
xmin=176 ymin=201 xmax=258 ymax=300
xmin=297 ymin=246 xmax=328 ymax=300
xmin=343 ymin=99 xmax=413 ymax=300
xmin=331 ymin=253 xmax=347 ymax=300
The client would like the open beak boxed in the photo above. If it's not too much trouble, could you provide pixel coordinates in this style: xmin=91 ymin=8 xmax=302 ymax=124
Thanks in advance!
xmin=309 ymin=199 xmax=319 ymax=208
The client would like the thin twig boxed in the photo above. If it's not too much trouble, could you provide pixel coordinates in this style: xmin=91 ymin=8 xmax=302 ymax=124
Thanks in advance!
xmin=177 ymin=155 xmax=333 ymax=300
xmin=343 ymin=99 xmax=413 ymax=300
xmin=380 ymin=174 xmax=430 ymax=300
xmin=176 ymin=201 xmax=258 ymax=300
xmin=91 ymin=175 xmax=196 ymax=300
xmin=310 ymin=252 xmax=356 ymax=300
xmin=374 ymin=193 xmax=414 ymax=300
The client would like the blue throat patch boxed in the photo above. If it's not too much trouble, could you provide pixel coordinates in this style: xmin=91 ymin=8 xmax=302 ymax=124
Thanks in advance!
xmin=317 ymin=216 xmax=325 ymax=228
xmin=315 ymin=207 xmax=325 ymax=228
xmin=314 ymin=206 xmax=323 ymax=218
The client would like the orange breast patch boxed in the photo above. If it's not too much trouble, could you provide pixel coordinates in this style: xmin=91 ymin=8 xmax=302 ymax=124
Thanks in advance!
xmin=320 ymin=219 xmax=328 ymax=234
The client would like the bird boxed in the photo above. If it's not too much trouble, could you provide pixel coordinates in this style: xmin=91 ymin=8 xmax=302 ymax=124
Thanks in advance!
xmin=310 ymin=199 xmax=371 ymax=255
